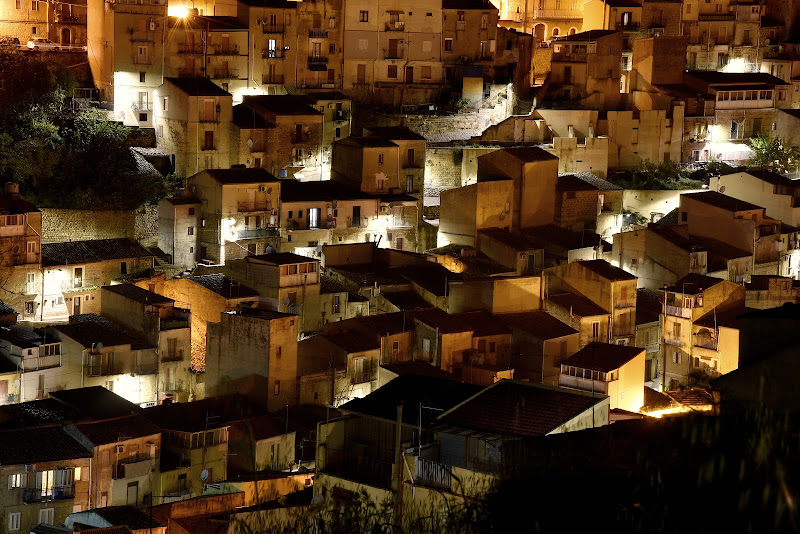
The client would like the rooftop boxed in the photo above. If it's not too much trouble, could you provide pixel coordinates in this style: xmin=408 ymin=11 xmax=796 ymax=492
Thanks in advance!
xmin=578 ymin=259 xmax=636 ymax=281
xmin=167 ymin=15 xmax=246 ymax=30
xmin=53 ymin=314 xmax=156 ymax=350
xmin=303 ymin=91 xmax=349 ymax=101
xmin=563 ymin=342 xmax=644 ymax=373
xmin=455 ymin=310 xmax=511 ymax=337
xmin=339 ymin=373 xmax=484 ymax=426
xmin=496 ymin=146 xmax=559 ymax=163
xmin=558 ymin=30 xmax=618 ymax=42
xmin=164 ymin=77 xmax=231 ymax=97
xmin=143 ymin=395 xmax=260 ymax=433
xmin=436 ymin=380 xmax=606 ymax=438
xmin=557 ymin=175 xmax=600 ymax=192
xmin=319 ymin=330 xmax=379 ymax=353
xmin=738 ymin=301 xmax=800 ymax=320
xmin=636 ymin=288 xmax=663 ymax=325
xmin=695 ymin=305 xmax=756 ymax=330
xmin=689 ymin=235 xmax=751 ymax=261
xmin=0 ymin=426 xmax=90 ymax=465
xmin=90 ymin=506 xmax=165 ymax=530
xmin=687 ymin=71 xmax=790 ymax=87
xmin=232 ymin=104 xmax=271 ymax=129
xmin=0 ymin=189 xmax=40 ymax=214
xmin=365 ymin=126 xmax=426 ymax=141
xmin=570 ymin=172 xmax=623 ymax=191
xmin=548 ymin=292 xmax=608 ymax=317
xmin=497 ymin=311 xmax=577 ymax=339
xmin=337 ymin=136 xmax=399 ymax=148
xmin=248 ymin=252 xmax=319 ymax=265
xmin=200 ymin=167 xmax=280 ymax=185
xmin=73 ymin=414 xmax=162 ymax=446
xmin=279 ymin=179 xmax=374 ymax=202
xmin=164 ymin=195 xmax=201 ymax=206
xmin=380 ymin=360 xmax=458 ymax=381
xmin=187 ymin=274 xmax=260 ymax=299
xmin=682 ymin=191 xmax=764 ymax=212
xmin=42 ymin=238 xmax=153 ymax=267
xmin=667 ymin=273 xmax=727 ymax=294
xmin=242 ymin=95 xmax=323 ymax=116
xmin=102 ymin=284 xmax=173 ymax=306
xmin=380 ymin=290 xmax=433 ymax=311
xmin=442 ymin=0 xmax=498 ymax=9
xmin=411 ymin=307 xmax=473 ymax=333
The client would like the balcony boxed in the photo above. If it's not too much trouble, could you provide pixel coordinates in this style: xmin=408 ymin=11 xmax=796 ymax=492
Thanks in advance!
xmin=85 ymin=363 xmax=123 ymax=377
xmin=131 ymin=31 xmax=155 ymax=42
xmin=615 ymin=22 xmax=640 ymax=31
xmin=262 ymin=49 xmax=285 ymax=59
xmin=131 ymin=101 xmax=152 ymax=112
xmin=308 ymin=55 xmax=328 ymax=64
xmin=262 ymin=24 xmax=284 ymax=34
xmin=238 ymin=201 xmax=273 ymax=212
xmin=178 ymin=44 xmax=202 ymax=54
xmin=23 ymin=486 xmax=74 ymax=503
xmin=323 ymin=447 xmax=393 ymax=489
xmin=388 ymin=217 xmax=414 ymax=228
xmin=533 ymin=9 xmax=582 ymax=19
xmin=559 ymin=374 xmax=609 ymax=395
xmin=413 ymin=456 xmax=451 ymax=490
xmin=615 ymin=298 xmax=636 ymax=309
xmin=238 ymin=228 xmax=279 ymax=239
xmin=201 ymin=144 xmax=216 ymax=151
xmin=133 ymin=56 xmax=153 ymax=65
xmin=56 ymin=12 xmax=83 ymax=23
xmin=291 ymin=132 xmax=311 ymax=144
xmin=162 ymin=349 xmax=185 ymax=362
xmin=552 ymin=52 xmax=588 ymax=63
xmin=665 ymin=305 xmax=691 ymax=318
xmin=699 ymin=13 xmax=734 ymax=21
xmin=385 ymin=22 xmax=405 ymax=31
xmin=348 ymin=217 xmax=365 ymax=228
xmin=350 ymin=369 xmax=376 ymax=384
xmin=309 ymin=28 xmax=329 ymax=38
xmin=132 ymin=363 xmax=158 ymax=375
xmin=21 ymin=354 xmax=61 ymax=371
xmin=262 ymin=74 xmax=284 ymax=85
xmin=456 ymin=21 xmax=466 ymax=31
xmin=114 ymin=454 xmax=154 ymax=479
xmin=663 ymin=333 xmax=682 ymax=347
xmin=383 ymin=49 xmax=403 ymax=60
xmin=212 ymin=69 xmax=241 ymax=80
xmin=333 ymin=110 xmax=350 ymax=122
xmin=212 ymin=45 xmax=240 ymax=56
xmin=198 ymin=113 xmax=218 ymax=123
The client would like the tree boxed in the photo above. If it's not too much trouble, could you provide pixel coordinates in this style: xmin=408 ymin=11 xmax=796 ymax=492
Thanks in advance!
xmin=749 ymin=132 xmax=800 ymax=174
xmin=612 ymin=160 xmax=706 ymax=190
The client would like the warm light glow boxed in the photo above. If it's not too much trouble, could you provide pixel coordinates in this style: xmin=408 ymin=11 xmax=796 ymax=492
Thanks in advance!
xmin=720 ymin=57 xmax=753 ymax=74
xmin=168 ymin=4 xmax=190 ymax=17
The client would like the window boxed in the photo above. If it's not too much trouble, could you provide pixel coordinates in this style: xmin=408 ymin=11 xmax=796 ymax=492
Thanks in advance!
xmin=388 ymin=65 xmax=398 ymax=78
xmin=481 ymin=13 xmax=488 ymax=30
xmin=672 ymin=322 xmax=681 ymax=337
xmin=378 ymin=154 xmax=384 ymax=164
xmin=25 ymin=301 xmax=34 ymax=315
xmin=26 ymin=272 xmax=35 ymax=294
xmin=444 ymin=38 xmax=453 ymax=52
xmin=188 ymin=207 xmax=195 ymax=216
xmin=359 ymin=10 xmax=368 ymax=22
xmin=188 ymin=226 xmax=194 ymax=236
xmin=39 ymin=508 xmax=54 ymax=525
xmin=591 ymin=321 xmax=600 ymax=340
xmin=276 ymin=346 xmax=282 ymax=358
xmin=489 ymin=342 xmax=496 ymax=353
xmin=31 ymin=0 xmax=38 ymax=10
xmin=163 ymin=97 xmax=169 ymax=111
xmin=120 ymin=261 xmax=127 ymax=275
xmin=422 ymin=40 xmax=432 ymax=53
xmin=15 ymin=0 xmax=21 ymax=8
xmin=358 ymin=39 xmax=368 ymax=50
xmin=8 ymin=512 xmax=20 ymax=531
xmin=333 ymin=294 xmax=340 ymax=314
xmin=672 ymin=351 xmax=681 ymax=364
xmin=421 ymin=65 xmax=431 ymax=79
xmin=681 ymin=211 xmax=688 ymax=222
xmin=8 ymin=473 xmax=23 ymax=489
xmin=274 ymin=380 xmax=280 ymax=395
xmin=299 ymin=210 xmax=304 ymax=218
xmin=31 ymin=26 xmax=37 ymax=35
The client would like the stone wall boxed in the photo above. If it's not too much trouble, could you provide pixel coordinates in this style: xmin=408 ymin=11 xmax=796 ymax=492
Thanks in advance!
xmin=41 ymin=205 xmax=159 ymax=245
xmin=425 ymin=149 xmax=463 ymax=191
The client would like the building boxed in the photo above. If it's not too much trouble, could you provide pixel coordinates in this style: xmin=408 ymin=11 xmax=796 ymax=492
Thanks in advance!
xmin=0 ymin=183 xmax=42 ymax=320
xmin=153 ymin=77 xmax=234 ymax=179
xmin=158 ymin=194 xmax=201 ymax=269
xmin=559 ymin=342 xmax=645 ymax=412
xmin=635 ymin=288 xmax=663 ymax=391
xmin=187 ymin=167 xmax=281 ymax=263
xmin=710 ymin=170 xmax=800 ymax=227
xmin=206 ymin=308 xmax=298 ymax=411
xmin=0 ymin=0 xmax=87 ymax=47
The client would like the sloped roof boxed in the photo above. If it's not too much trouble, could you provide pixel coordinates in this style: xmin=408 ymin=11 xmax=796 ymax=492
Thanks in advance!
xmin=0 ymin=426 xmax=90 ymax=465
xmin=636 ymin=288 xmax=663 ymax=325
xmin=380 ymin=290 xmax=433 ymax=311
xmin=569 ymin=172 xmax=624 ymax=191
xmin=436 ymin=380 xmax=606 ymax=438
xmin=242 ymin=95 xmax=323 ymax=116
xmin=411 ymin=307 xmax=473 ymax=333
xmin=557 ymin=175 xmax=599 ymax=192
xmin=50 ymin=386 xmax=143 ymax=420
xmin=497 ymin=146 xmax=559 ymax=162
xmin=279 ymin=178 xmax=374 ymax=201
xmin=563 ymin=342 xmax=644 ymax=372
xmin=187 ymin=274 xmax=259 ymax=299
xmin=143 ymin=395 xmax=261 ymax=432
xmin=578 ymin=259 xmax=636 ymax=281
xmin=248 ymin=252 xmax=318 ymax=265
xmin=164 ymin=77 xmax=231 ymax=96
xmin=53 ymin=314 xmax=155 ymax=350
xmin=42 ymin=238 xmax=153 ymax=267
xmin=0 ymin=300 xmax=17 ymax=316
xmin=92 ymin=506 xmax=165 ymax=530
xmin=667 ymin=273 xmax=728 ymax=294
xmin=0 ymin=190 xmax=40 ymax=214
xmin=497 ymin=311 xmax=577 ymax=339
xmin=695 ymin=305 xmax=756 ymax=330
xmin=365 ymin=126 xmax=426 ymax=141
xmin=102 ymin=284 xmax=173 ymax=306
xmin=319 ymin=331 xmax=379 ymax=353
xmin=558 ymin=30 xmax=618 ymax=42
xmin=74 ymin=414 xmax=162 ymax=446
xmin=682 ymin=191 xmax=763 ymax=212
xmin=548 ymin=292 xmax=608 ymax=317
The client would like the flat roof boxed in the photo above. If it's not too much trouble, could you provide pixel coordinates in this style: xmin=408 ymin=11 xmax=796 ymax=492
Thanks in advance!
xmin=682 ymin=191 xmax=764 ymax=212
xmin=563 ymin=342 xmax=644 ymax=373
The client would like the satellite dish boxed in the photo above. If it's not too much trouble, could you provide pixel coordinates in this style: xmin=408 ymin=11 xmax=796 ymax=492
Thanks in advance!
xmin=246 ymin=138 xmax=254 ymax=148
xmin=719 ymin=185 xmax=726 ymax=193
xmin=200 ymin=469 xmax=209 ymax=482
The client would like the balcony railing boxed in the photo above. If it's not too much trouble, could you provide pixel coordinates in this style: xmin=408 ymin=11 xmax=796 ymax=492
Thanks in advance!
xmin=291 ymin=132 xmax=311 ymax=144
xmin=131 ymin=101 xmax=152 ymax=112
xmin=323 ymin=448 xmax=393 ymax=489
xmin=85 ymin=363 xmax=123 ymax=377
xmin=212 ymin=45 xmax=240 ymax=56
xmin=262 ymin=24 xmax=284 ymax=34
xmin=615 ymin=22 xmax=640 ymax=31
xmin=132 ymin=363 xmax=158 ymax=375
xmin=414 ymin=456 xmax=451 ymax=490
xmin=309 ymin=28 xmax=329 ymax=38
xmin=533 ymin=8 xmax=582 ymax=19
xmin=262 ymin=49 xmax=284 ymax=59
xmin=131 ymin=31 xmax=155 ymax=42
xmin=238 ymin=201 xmax=273 ymax=212
xmin=308 ymin=55 xmax=328 ymax=64
xmin=55 ymin=12 xmax=82 ymax=23
xmin=21 ymin=354 xmax=61 ymax=371
xmin=238 ymin=228 xmax=279 ymax=239
xmin=663 ymin=334 xmax=682 ymax=346
xmin=348 ymin=217 xmax=364 ymax=228
xmin=383 ymin=50 xmax=403 ymax=60
xmin=665 ymin=305 xmax=691 ymax=318
xmin=615 ymin=299 xmax=636 ymax=309
xmin=351 ymin=369 xmax=376 ymax=384
xmin=559 ymin=374 xmax=609 ymax=395
xmin=178 ymin=44 xmax=202 ymax=54
xmin=162 ymin=349 xmax=185 ymax=362
xmin=699 ymin=13 xmax=734 ymax=21
xmin=262 ymin=74 xmax=284 ymax=84
xmin=388 ymin=217 xmax=414 ymax=228
xmin=212 ymin=69 xmax=241 ymax=79
xmin=385 ymin=22 xmax=405 ymax=31
xmin=333 ymin=110 xmax=350 ymax=122
xmin=23 ymin=486 xmax=74 ymax=503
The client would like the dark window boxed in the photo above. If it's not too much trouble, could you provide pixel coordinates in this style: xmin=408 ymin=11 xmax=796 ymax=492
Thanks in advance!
xmin=139 ymin=72 xmax=146 ymax=83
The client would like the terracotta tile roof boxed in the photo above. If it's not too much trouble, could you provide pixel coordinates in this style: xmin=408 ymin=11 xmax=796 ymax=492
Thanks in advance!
xmin=497 ymin=311 xmax=577 ymax=339
xmin=53 ymin=314 xmax=156 ymax=351
xmin=337 ymin=136 xmax=398 ymax=148
xmin=411 ymin=307 xmax=473 ymax=333
xmin=380 ymin=361 xmax=457 ymax=381
xmin=339 ymin=374 xmax=484 ymax=426
xmin=455 ymin=310 xmax=511 ymax=336
xmin=579 ymin=259 xmax=636 ymax=281
xmin=380 ymin=290 xmax=432 ymax=310
xmin=0 ymin=191 xmax=40 ymax=214
xmin=643 ymin=386 xmax=676 ymax=411
xmin=496 ymin=146 xmax=559 ymax=162
xmin=248 ymin=252 xmax=319 ymax=265
xmin=436 ymin=380 xmax=606 ymax=438
xmin=164 ymin=196 xmax=201 ymax=206
xmin=0 ymin=299 xmax=17 ymax=316
xmin=365 ymin=126 xmax=426 ymax=141
xmin=695 ymin=305 xmax=756 ymax=329
xmin=557 ymin=175 xmax=599 ymax=192
xmin=102 ymin=284 xmax=173 ymax=306
xmin=243 ymin=95 xmax=323 ymax=116
xmin=91 ymin=506 xmax=165 ymax=530
xmin=187 ymin=274 xmax=260 ymax=299
xmin=562 ymin=342 xmax=644 ymax=373
xmin=688 ymin=235 xmax=751 ymax=261
xmin=548 ymin=292 xmax=608 ymax=317
xmin=42 ymin=238 xmax=153 ymax=267
xmin=143 ymin=395 xmax=262 ymax=433
xmin=49 ymin=387 xmax=143 ymax=420
xmin=0 ymin=399 xmax=81 ymax=430
xmin=0 ymin=426 xmax=91 ymax=464
xmin=558 ymin=30 xmax=618 ymax=41
xmin=665 ymin=388 xmax=715 ymax=407
xmin=73 ymin=414 xmax=162 ymax=446
xmin=0 ymin=323 xmax=44 ymax=349
xmin=319 ymin=331 xmax=379 ymax=353
xmin=667 ymin=273 xmax=726 ymax=294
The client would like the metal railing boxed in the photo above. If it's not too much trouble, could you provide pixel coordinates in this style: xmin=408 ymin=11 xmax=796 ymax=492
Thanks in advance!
xmin=262 ymin=74 xmax=284 ymax=84
xmin=177 ymin=44 xmax=202 ymax=54
xmin=131 ymin=31 xmax=155 ymax=42
xmin=559 ymin=374 xmax=609 ymax=395
xmin=263 ymin=23 xmax=284 ymax=34
xmin=323 ymin=448 xmax=393 ymax=489
xmin=238 ymin=201 xmax=272 ymax=212
xmin=333 ymin=110 xmax=350 ymax=122
xmin=291 ymin=132 xmax=311 ymax=144
xmin=262 ymin=49 xmax=284 ymax=59
xmin=21 ymin=354 xmax=61 ymax=371
xmin=23 ymin=485 xmax=74 ymax=503
xmin=238 ymin=228 xmax=279 ymax=239
xmin=665 ymin=305 xmax=691 ymax=318
xmin=350 ymin=369 xmax=376 ymax=384
xmin=308 ymin=55 xmax=328 ymax=64
xmin=309 ymin=28 xmax=329 ymax=38
xmin=131 ymin=101 xmax=152 ymax=112
xmin=162 ymin=349 xmax=184 ymax=362
xmin=212 ymin=45 xmax=240 ymax=56
xmin=385 ymin=22 xmax=405 ymax=31
xmin=348 ymin=217 xmax=364 ymax=228
xmin=414 ymin=457 xmax=451 ymax=490
xmin=113 ymin=454 xmax=154 ymax=479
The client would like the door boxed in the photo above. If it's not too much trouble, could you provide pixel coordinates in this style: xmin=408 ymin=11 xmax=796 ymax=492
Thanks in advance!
xmin=27 ymin=241 xmax=37 ymax=263
xmin=308 ymin=208 xmax=320 ymax=228
xmin=407 ymin=148 xmax=415 ymax=167
xmin=204 ymin=131 xmax=214 ymax=150
xmin=352 ymin=205 xmax=361 ymax=226
xmin=73 ymin=267 xmax=83 ymax=288
xmin=220 ymin=34 xmax=229 ymax=53
xmin=357 ymin=63 xmax=366 ymax=84
xmin=137 ymin=45 xmax=148 ymax=64
xmin=268 ymin=39 xmax=277 ymax=57
xmin=61 ymin=27 xmax=70 ymax=45
xmin=73 ymin=296 xmax=81 ymax=315
xmin=405 ymin=66 xmax=413 ymax=83
xmin=126 ymin=482 xmax=138 ymax=505
xmin=396 ymin=237 xmax=404 ymax=250
xmin=204 ymin=99 xmax=214 ymax=121
xmin=312 ymin=41 xmax=321 ymax=57
xmin=388 ymin=39 xmax=398 ymax=58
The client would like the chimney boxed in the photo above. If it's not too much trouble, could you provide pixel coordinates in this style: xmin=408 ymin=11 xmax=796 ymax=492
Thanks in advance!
xmin=5 ymin=183 xmax=19 ymax=200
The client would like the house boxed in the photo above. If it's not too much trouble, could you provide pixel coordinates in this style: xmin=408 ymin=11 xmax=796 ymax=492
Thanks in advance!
xmin=206 ymin=308 xmax=299 ymax=412
xmin=157 ymin=195 xmax=201 ymax=269
xmin=545 ymin=291 xmax=611 ymax=347
xmin=231 ymin=95 xmax=325 ymax=181
xmin=0 ymin=322 xmax=64 ymax=403
xmin=661 ymin=273 xmax=746 ymax=389
xmin=152 ymin=77 xmax=233 ymax=178
xmin=50 ymin=314 xmax=159 ymax=407
xmin=635 ymin=288 xmax=663 ymax=391
xmin=0 ymin=426 xmax=91 ymax=534
xmin=67 ymin=414 xmax=162 ymax=508
xmin=303 ymin=92 xmax=353 ymax=179
xmin=544 ymin=259 xmax=638 ymax=345
xmin=499 ymin=311 xmax=579 ymax=385
xmin=364 ymin=124 xmax=427 ymax=204
xmin=41 ymin=238 xmax=155 ymax=320
xmin=438 ymin=179 xmax=515 ymax=247
xmin=745 ymin=275 xmax=800 ymax=309
xmin=322 ymin=312 xmax=414 ymax=366
xmin=100 ymin=284 xmax=192 ymax=403
xmin=0 ymin=183 xmax=43 ymax=320
xmin=137 ymin=273 xmax=260 ymax=373
xmin=559 ymin=342 xmax=645 ymax=412
xmin=65 ymin=505 xmax=165 ymax=533
xmin=710 ymin=170 xmax=800 ymax=227
xmin=187 ymin=167 xmax=281 ymax=263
